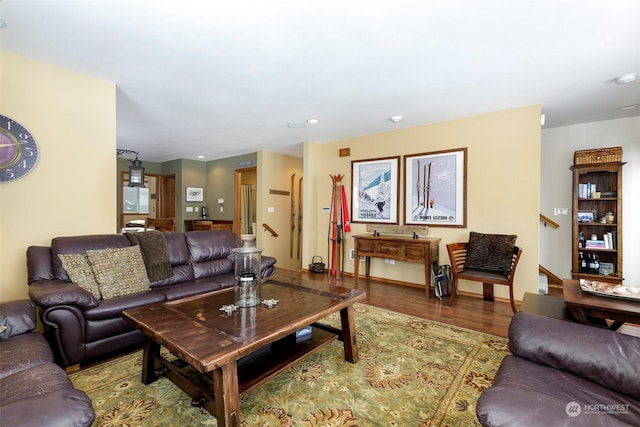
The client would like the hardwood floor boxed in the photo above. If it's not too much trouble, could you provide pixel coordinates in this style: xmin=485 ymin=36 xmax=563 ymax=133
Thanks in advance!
xmin=272 ymin=268 xmax=520 ymax=338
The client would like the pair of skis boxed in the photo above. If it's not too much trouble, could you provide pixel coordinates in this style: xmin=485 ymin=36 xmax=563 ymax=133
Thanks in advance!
xmin=290 ymin=174 xmax=303 ymax=259
xmin=328 ymin=174 xmax=350 ymax=276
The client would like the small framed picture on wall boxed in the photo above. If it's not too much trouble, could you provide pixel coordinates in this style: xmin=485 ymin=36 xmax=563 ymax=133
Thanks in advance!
xmin=186 ymin=187 xmax=204 ymax=202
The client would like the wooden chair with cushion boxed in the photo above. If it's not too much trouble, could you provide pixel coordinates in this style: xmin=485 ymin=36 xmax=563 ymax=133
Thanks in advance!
xmin=144 ymin=217 xmax=176 ymax=232
xmin=446 ymin=234 xmax=522 ymax=313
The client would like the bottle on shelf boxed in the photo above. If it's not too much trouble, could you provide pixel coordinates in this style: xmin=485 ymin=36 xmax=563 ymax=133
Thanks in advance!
xmin=586 ymin=252 xmax=594 ymax=274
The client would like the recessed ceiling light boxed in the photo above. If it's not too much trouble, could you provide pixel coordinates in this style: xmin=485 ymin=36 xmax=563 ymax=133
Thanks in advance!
xmin=615 ymin=73 xmax=637 ymax=85
xmin=197 ymin=155 xmax=205 ymax=159
xmin=390 ymin=116 xmax=402 ymax=123
xmin=306 ymin=118 xmax=320 ymax=124
xmin=618 ymin=104 xmax=639 ymax=110
xmin=540 ymin=113 xmax=546 ymax=126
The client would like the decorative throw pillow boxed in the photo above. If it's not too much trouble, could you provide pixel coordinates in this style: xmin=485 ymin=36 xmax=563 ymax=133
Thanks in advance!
xmin=464 ymin=232 xmax=517 ymax=274
xmin=86 ymin=246 xmax=151 ymax=299
xmin=58 ymin=253 xmax=102 ymax=299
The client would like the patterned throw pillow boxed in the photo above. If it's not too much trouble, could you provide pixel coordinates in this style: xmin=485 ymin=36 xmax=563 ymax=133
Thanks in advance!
xmin=58 ymin=253 xmax=102 ymax=299
xmin=464 ymin=232 xmax=517 ymax=274
xmin=86 ymin=246 xmax=151 ymax=299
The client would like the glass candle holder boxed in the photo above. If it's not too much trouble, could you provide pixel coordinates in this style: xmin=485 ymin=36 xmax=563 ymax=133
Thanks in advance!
xmin=605 ymin=212 xmax=615 ymax=224
xmin=232 ymin=247 xmax=263 ymax=307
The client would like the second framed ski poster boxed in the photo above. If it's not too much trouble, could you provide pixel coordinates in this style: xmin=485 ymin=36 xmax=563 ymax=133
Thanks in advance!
xmin=404 ymin=148 xmax=467 ymax=227
xmin=351 ymin=156 xmax=400 ymax=224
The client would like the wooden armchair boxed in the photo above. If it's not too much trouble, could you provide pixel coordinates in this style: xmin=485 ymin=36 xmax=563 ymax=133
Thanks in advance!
xmin=446 ymin=242 xmax=522 ymax=313
xmin=144 ymin=217 xmax=176 ymax=232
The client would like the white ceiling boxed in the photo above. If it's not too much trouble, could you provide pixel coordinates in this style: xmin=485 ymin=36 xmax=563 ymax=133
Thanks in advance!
xmin=1 ymin=0 xmax=639 ymax=162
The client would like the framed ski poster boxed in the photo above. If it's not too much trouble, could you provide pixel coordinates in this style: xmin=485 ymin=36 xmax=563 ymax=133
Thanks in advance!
xmin=351 ymin=156 xmax=400 ymax=224
xmin=404 ymin=148 xmax=467 ymax=227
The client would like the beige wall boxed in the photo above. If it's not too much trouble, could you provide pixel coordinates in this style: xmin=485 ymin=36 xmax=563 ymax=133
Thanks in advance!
xmin=257 ymin=151 xmax=303 ymax=270
xmin=303 ymin=105 xmax=541 ymax=301
xmin=0 ymin=51 xmax=116 ymax=302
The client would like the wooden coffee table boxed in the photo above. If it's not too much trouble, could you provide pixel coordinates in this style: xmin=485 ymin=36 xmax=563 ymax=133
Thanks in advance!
xmin=562 ymin=279 xmax=640 ymax=330
xmin=122 ymin=280 xmax=366 ymax=427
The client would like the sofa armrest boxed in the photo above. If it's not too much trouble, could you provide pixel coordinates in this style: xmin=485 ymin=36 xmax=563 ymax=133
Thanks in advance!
xmin=0 ymin=389 xmax=95 ymax=427
xmin=261 ymin=255 xmax=277 ymax=278
xmin=509 ymin=312 xmax=640 ymax=399
xmin=29 ymin=280 xmax=98 ymax=310
xmin=0 ymin=300 xmax=37 ymax=339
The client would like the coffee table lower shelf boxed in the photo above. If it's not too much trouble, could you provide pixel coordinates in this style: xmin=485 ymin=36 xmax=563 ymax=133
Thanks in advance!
xmin=144 ymin=326 xmax=338 ymax=412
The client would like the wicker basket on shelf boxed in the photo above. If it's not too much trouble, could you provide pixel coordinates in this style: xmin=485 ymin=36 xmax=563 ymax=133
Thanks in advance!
xmin=574 ymin=147 xmax=622 ymax=165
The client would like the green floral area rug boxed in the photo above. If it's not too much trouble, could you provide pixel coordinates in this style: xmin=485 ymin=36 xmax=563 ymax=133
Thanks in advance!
xmin=70 ymin=304 xmax=509 ymax=426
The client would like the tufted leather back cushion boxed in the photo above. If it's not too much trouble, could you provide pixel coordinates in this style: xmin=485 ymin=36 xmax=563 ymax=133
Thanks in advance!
xmin=27 ymin=246 xmax=55 ymax=284
xmin=510 ymin=312 xmax=640 ymax=400
xmin=185 ymin=230 xmax=241 ymax=279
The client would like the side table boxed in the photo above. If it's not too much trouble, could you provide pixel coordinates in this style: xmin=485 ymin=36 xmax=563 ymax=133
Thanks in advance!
xmin=519 ymin=292 xmax=574 ymax=321
xmin=563 ymin=279 xmax=640 ymax=330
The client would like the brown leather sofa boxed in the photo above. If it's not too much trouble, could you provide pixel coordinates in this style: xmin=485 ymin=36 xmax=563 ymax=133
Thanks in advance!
xmin=27 ymin=230 xmax=276 ymax=368
xmin=476 ymin=312 xmax=640 ymax=426
xmin=0 ymin=300 xmax=95 ymax=427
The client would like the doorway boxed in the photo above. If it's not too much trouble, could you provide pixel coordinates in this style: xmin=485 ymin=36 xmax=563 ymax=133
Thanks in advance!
xmin=234 ymin=167 xmax=257 ymax=236
xmin=160 ymin=174 xmax=176 ymax=219
xmin=119 ymin=172 xmax=176 ymax=230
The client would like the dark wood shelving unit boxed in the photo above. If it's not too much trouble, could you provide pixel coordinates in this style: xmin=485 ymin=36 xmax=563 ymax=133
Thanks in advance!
xmin=571 ymin=162 xmax=624 ymax=284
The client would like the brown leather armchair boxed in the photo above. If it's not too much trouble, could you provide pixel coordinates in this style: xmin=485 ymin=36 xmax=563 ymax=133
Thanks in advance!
xmin=0 ymin=300 xmax=95 ymax=426
xmin=477 ymin=312 xmax=640 ymax=426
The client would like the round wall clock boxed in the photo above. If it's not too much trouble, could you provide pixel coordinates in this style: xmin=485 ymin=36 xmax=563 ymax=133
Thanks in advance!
xmin=0 ymin=114 xmax=39 ymax=182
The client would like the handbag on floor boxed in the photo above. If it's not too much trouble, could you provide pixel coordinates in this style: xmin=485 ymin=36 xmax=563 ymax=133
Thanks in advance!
xmin=309 ymin=256 xmax=325 ymax=273
xmin=433 ymin=265 xmax=453 ymax=300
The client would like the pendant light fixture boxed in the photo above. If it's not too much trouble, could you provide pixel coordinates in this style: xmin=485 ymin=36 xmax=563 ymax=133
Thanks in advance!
xmin=116 ymin=149 xmax=145 ymax=187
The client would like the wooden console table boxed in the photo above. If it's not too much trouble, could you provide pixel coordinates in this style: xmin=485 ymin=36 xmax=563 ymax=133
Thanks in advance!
xmin=353 ymin=234 xmax=440 ymax=298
